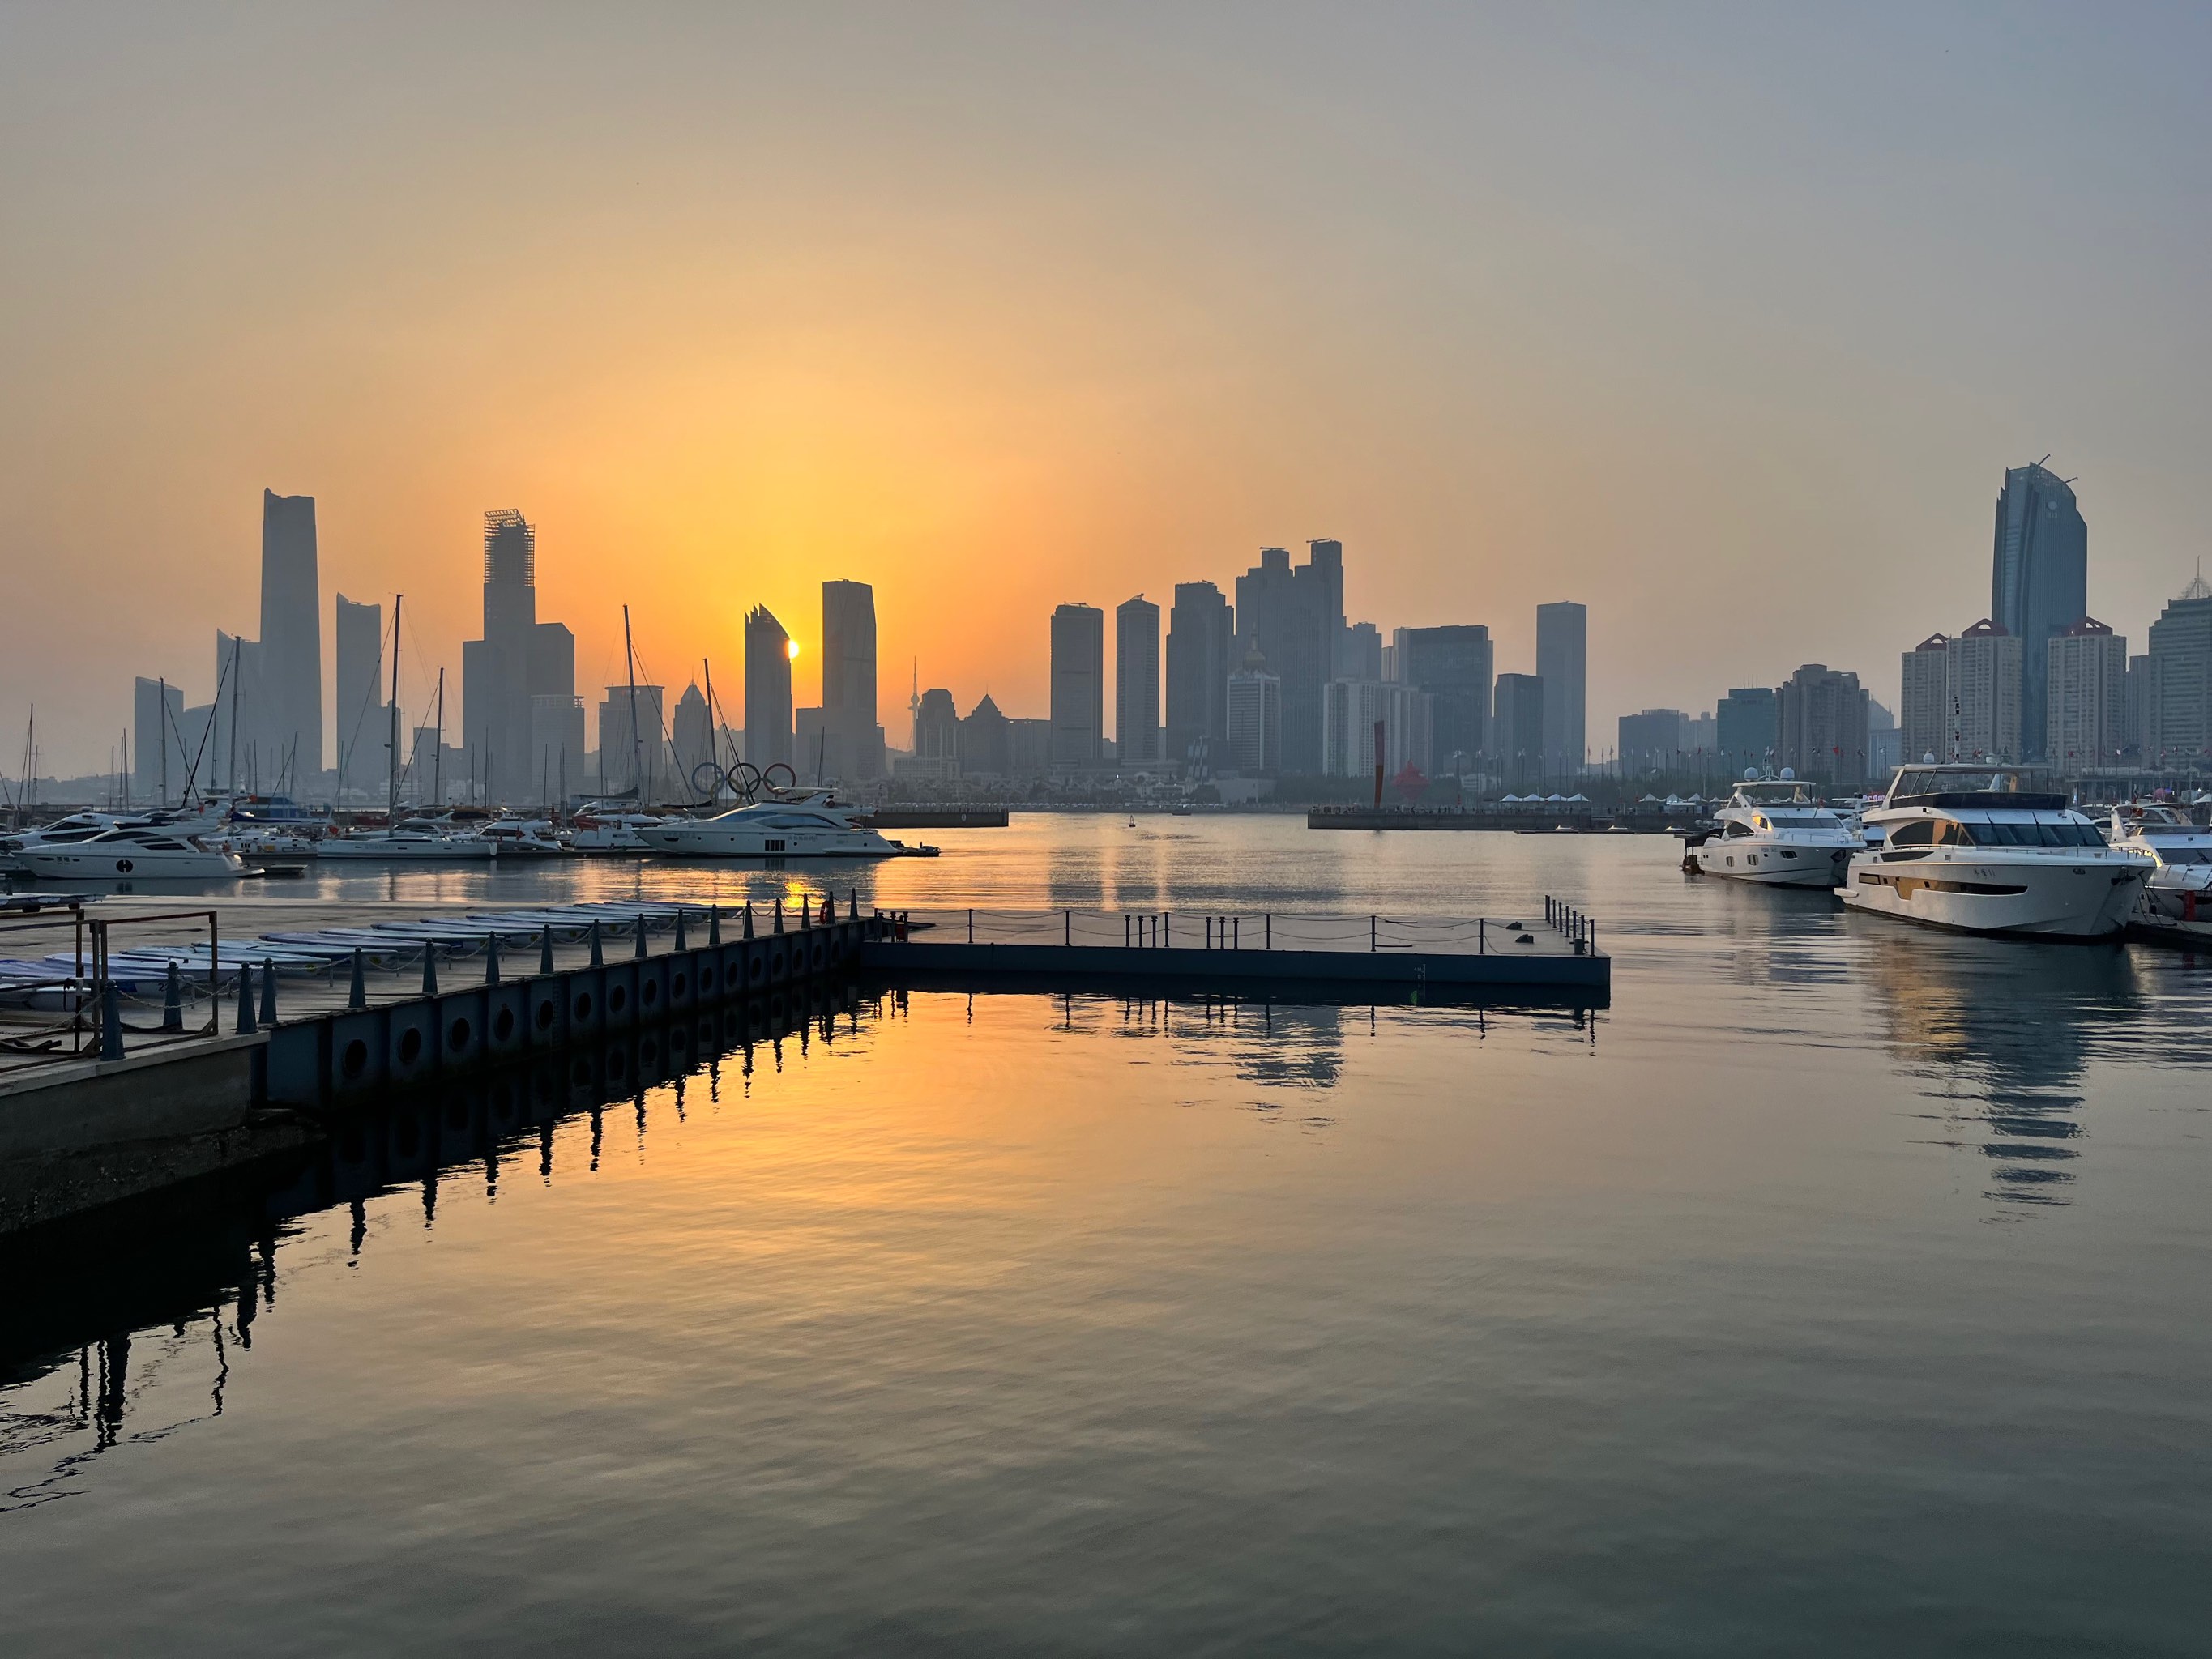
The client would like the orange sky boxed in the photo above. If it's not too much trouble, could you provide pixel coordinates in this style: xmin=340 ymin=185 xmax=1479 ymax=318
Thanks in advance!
xmin=3 ymin=6 xmax=2208 ymax=772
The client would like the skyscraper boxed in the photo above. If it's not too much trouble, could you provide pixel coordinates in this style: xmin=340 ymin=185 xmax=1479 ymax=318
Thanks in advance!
xmin=258 ymin=488 xmax=323 ymax=781
xmin=1535 ymin=602 xmax=1586 ymax=773
xmin=2046 ymin=617 xmax=2127 ymax=769
xmin=1165 ymin=581 xmax=1233 ymax=771
xmin=1322 ymin=680 xmax=1432 ymax=780
xmin=1049 ymin=603 xmax=1104 ymax=766
xmin=915 ymin=689 xmax=960 ymax=761
xmin=1990 ymin=462 xmax=2087 ymax=758
xmin=1491 ymin=673 xmax=1545 ymax=788
xmin=2143 ymin=574 xmax=2212 ymax=763
xmin=1715 ymin=687 xmax=1779 ymax=774
xmin=672 ymin=684 xmax=714 ymax=793
xmin=1946 ymin=619 xmax=2022 ymax=762
xmin=1224 ymin=645 xmax=1282 ymax=774
xmin=334 ymin=594 xmax=386 ymax=795
xmin=1233 ymin=544 xmax=1341 ymax=775
xmin=462 ymin=510 xmax=577 ymax=803
xmin=822 ymin=579 xmax=883 ymax=782
xmin=1776 ymin=664 xmax=1871 ymax=787
xmin=1900 ymin=634 xmax=1949 ymax=765
xmin=1394 ymin=625 xmax=1492 ymax=771
xmin=1115 ymin=595 xmax=1161 ymax=765
xmin=744 ymin=605 xmax=794 ymax=770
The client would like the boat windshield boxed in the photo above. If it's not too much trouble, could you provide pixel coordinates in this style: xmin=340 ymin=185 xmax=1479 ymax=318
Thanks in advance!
xmin=1888 ymin=766 xmax=2066 ymax=810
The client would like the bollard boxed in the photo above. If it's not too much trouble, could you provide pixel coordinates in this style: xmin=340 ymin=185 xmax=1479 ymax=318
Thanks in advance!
xmin=1206 ymin=916 xmax=1213 ymax=949
xmin=708 ymin=905 xmax=722 ymax=946
xmin=422 ymin=945 xmax=438 ymax=996
xmin=348 ymin=949 xmax=366 ymax=1010
xmin=801 ymin=895 xmax=811 ymax=931
xmin=743 ymin=902 xmax=755 ymax=940
xmin=589 ymin=919 xmax=604 ymax=966
xmin=774 ymin=898 xmax=784 ymax=935
xmin=260 ymin=958 xmax=278 ymax=1026
xmin=634 ymin=919 xmax=648 ymax=961
xmin=237 ymin=962 xmax=258 ymax=1034
xmin=848 ymin=889 xmax=858 ymax=923
xmin=674 ymin=911 xmax=688 ymax=953
xmin=1370 ymin=915 xmax=1377 ymax=953
xmin=540 ymin=925 xmax=555 ymax=975
xmin=164 ymin=961 xmax=186 ymax=1030
xmin=485 ymin=933 xmax=502 ymax=985
xmin=1479 ymin=918 xmax=1486 ymax=955
xmin=100 ymin=981 xmax=125 ymax=1061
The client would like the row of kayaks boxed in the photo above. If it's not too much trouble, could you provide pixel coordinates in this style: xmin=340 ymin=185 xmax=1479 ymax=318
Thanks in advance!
xmin=1681 ymin=764 xmax=2209 ymax=940
xmin=0 ymin=792 xmax=939 ymax=880
xmin=0 ymin=896 xmax=796 ymax=1005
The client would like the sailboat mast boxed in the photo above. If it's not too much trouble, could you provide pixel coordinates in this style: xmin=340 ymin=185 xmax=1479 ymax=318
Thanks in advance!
xmin=624 ymin=605 xmax=644 ymax=804
xmin=159 ymin=677 xmax=170 ymax=807
xmin=433 ymin=667 xmax=445 ymax=808
xmin=387 ymin=594 xmax=404 ymax=818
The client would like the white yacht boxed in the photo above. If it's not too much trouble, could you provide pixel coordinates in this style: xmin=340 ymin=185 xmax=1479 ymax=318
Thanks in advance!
xmin=1841 ymin=765 xmax=2151 ymax=938
xmin=568 ymin=809 xmax=664 ymax=855
xmin=317 ymin=818 xmax=498 ymax=860
xmin=475 ymin=819 xmax=570 ymax=857
xmin=637 ymin=793 xmax=927 ymax=859
xmin=18 ymin=824 xmax=247 ymax=881
xmin=2107 ymin=803 xmax=2212 ymax=939
xmin=1689 ymin=773 xmax=1862 ymax=887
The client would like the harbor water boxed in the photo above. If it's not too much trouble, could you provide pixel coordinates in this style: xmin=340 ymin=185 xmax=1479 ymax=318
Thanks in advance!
xmin=4 ymin=816 xmax=2210 ymax=1652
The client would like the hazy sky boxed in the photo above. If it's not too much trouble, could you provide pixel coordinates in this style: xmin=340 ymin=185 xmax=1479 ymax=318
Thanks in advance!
xmin=4 ymin=3 xmax=2208 ymax=774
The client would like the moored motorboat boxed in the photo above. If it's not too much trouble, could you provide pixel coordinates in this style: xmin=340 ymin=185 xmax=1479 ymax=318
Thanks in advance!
xmin=2107 ymin=802 xmax=2212 ymax=940
xmin=1685 ymin=772 xmax=1860 ymax=888
xmin=1840 ymin=764 xmax=2150 ymax=938
xmin=17 ymin=824 xmax=247 ymax=881
xmin=316 ymin=818 xmax=497 ymax=860
xmin=637 ymin=792 xmax=933 ymax=859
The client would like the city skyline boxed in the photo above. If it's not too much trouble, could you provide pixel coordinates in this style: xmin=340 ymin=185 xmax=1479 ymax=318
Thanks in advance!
xmin=6 ymin=8 xmax=2207 ymax=775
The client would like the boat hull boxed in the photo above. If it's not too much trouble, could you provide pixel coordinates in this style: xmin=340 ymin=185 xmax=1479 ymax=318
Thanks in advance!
xmin=18 ymin=848 xmax=245 ymax=879
xmin=1694 ymin=843 xmax=1853 ymax=887
xmin=1840 ymin=854 xmax=2147 ymax=937
xmin=317 ymin=842 xmax=496 ymax=860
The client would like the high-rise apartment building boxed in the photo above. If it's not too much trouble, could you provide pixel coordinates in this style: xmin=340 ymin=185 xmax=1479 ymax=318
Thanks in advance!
xmin=2143 ymin=574 xmax=2212 ymax=763
xmin=744 ymin=605 xmax=794 ymax=770
xmin=1715 ymin=687 xmax=1779 ymax=774
xmin=1050 ymin=603 xmax=1104 ymax=766
xmin=1491 ymin=673 xmax=1545 ymax=788
xmin=1337 ymin=621 xmax=1383 ymax=682
xmin=822 ymin=579 xmax=884 ymax=782
xmin=1990 ymin=462 xmax=2087 ymax=758
xmin=1394 ymin=625 xmax=1492 ymax=770
xmin=915 ymin=689 xmax=959 ymax=761
xmin=1618 ymin=710 xmax=1689 ymax=772
xmin=596 ymin=684 xmax=667 ymax=797
xmin=1777 ymin=664 xmax=1872 ymax=787
xmin=1945 ymin=620 xmax=2022 ymax=762
xmin=1233 ymin=544 xmax=1343 ymax=775
xmin=1114 ymin=595 xmax=1161 ymax=766
xmin=258 ymin=489 xmax=323 ymax=782
xmin=2046 ymin=617 xmax=2127 ymax=769
xmin=462 ymin=510 xmax=579 ymax=803
xmin=334 ymin=594 xmax=386 ymax=793
xmin=1900 ymin=635 xmax=1949 ymax=765
xmin=1224 ymin=646 xmax=1283 ymax=774
xmin=672 ymin=684 xmax=714 ymax=791
xmin=1322 ymin=681 xmax=1432 ymax=780
xmin=1535 ymin=602 xmax=1586 ymax=773
xmin=1165 ymin=581 xmax=1233 ymax=771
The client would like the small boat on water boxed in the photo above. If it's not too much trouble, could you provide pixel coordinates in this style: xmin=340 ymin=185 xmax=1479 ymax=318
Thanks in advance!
xmin=2107 ymin=802 xmax=2212 ymax=940
xmin=475 ymin=819 xmax=570 ymax=857
xmin=1840 ymin=764 xmax=2151 ymax=938
xmin=1683 ymin=772 xmax=1861 ymax=888
xmin=568 ymin=809 xmax=664 ymax=855
xmin=317 ymin=818 xmax=497 ymax=860
xmin=637 ymin=792 xmax=934 ymax=859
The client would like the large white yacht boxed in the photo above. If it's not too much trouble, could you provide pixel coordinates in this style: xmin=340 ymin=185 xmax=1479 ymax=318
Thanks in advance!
xmin=637 ymin=793 xmax=928 ymax=859
xmin=317 ymin=818 xmax=498 ymax=860
xmin=18 ymin=824 xmax=247 ymax=880
xmin=1841 ymin=765 xmax=2151 ymax=938
xmin=568 ymin=808 xmax=664 ymax=855
xmin=2107 ymin=803 xmax=2212 ymax=940
xmin=1689 ymin=773 xmax=1862 ymax=888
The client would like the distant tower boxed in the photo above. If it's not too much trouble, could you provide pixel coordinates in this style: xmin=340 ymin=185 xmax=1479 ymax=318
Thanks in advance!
xmin=1115 ymin=595 xmax=1161 ymax=764
xmin=1165 ymin=581 xmax=1233 ymax=772
xmin=1050 ymin=603 xmax=1105 ymax=765
xmin=744 ymin=605 xmax=795 ymax=770
xmin=334 ymin=594 xmax=386 ymax=796
xmin=909 ymin=659 xmax=921 ymax=755
xmin=1990 ymin=462 xmax=2087 ymax=758
xmin=258 ymin=489 xmax=323 ymax=783
xmin=1535 ymin=602 xmax=1586 ymax=774
xmin=821 ymin=579 xmax=883 ymax=782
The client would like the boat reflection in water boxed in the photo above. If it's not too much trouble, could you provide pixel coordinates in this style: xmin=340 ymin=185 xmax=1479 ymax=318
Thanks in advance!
xmin=1858 ymin=930 xmax=2160 ymax=1209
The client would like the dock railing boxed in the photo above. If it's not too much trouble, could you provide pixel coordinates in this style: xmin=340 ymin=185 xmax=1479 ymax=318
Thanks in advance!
xmin=874 ymin=901 xmax=1599 ymax=959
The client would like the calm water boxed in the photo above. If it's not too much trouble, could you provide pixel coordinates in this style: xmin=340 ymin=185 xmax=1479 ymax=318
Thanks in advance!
xmin=5 ymin=817 xmax=2211 ymax=1653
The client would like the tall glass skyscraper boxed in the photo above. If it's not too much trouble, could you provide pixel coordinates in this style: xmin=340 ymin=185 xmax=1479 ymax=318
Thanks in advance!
xmin=1990 ymin=462 xmax=2086 ymax=759
xmin=744 ymin=605 xmax=794 ymax=770
xmin=1165 ymin=581 xmax=1233 ymax=771
xmin=1535 ymin=602 xmax=1586 ymax=773
xmin=258 ymin=488 xmax=322 ymax=781
xmin=1115 ymin=595 xmax=1161 ymax=764
xmin=821 ymin=579 xmax=883 ymax=782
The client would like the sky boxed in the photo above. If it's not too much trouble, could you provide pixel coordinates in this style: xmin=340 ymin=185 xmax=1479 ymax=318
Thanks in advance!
xmin=2 ymin=2 xmax=2209 ymax=775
